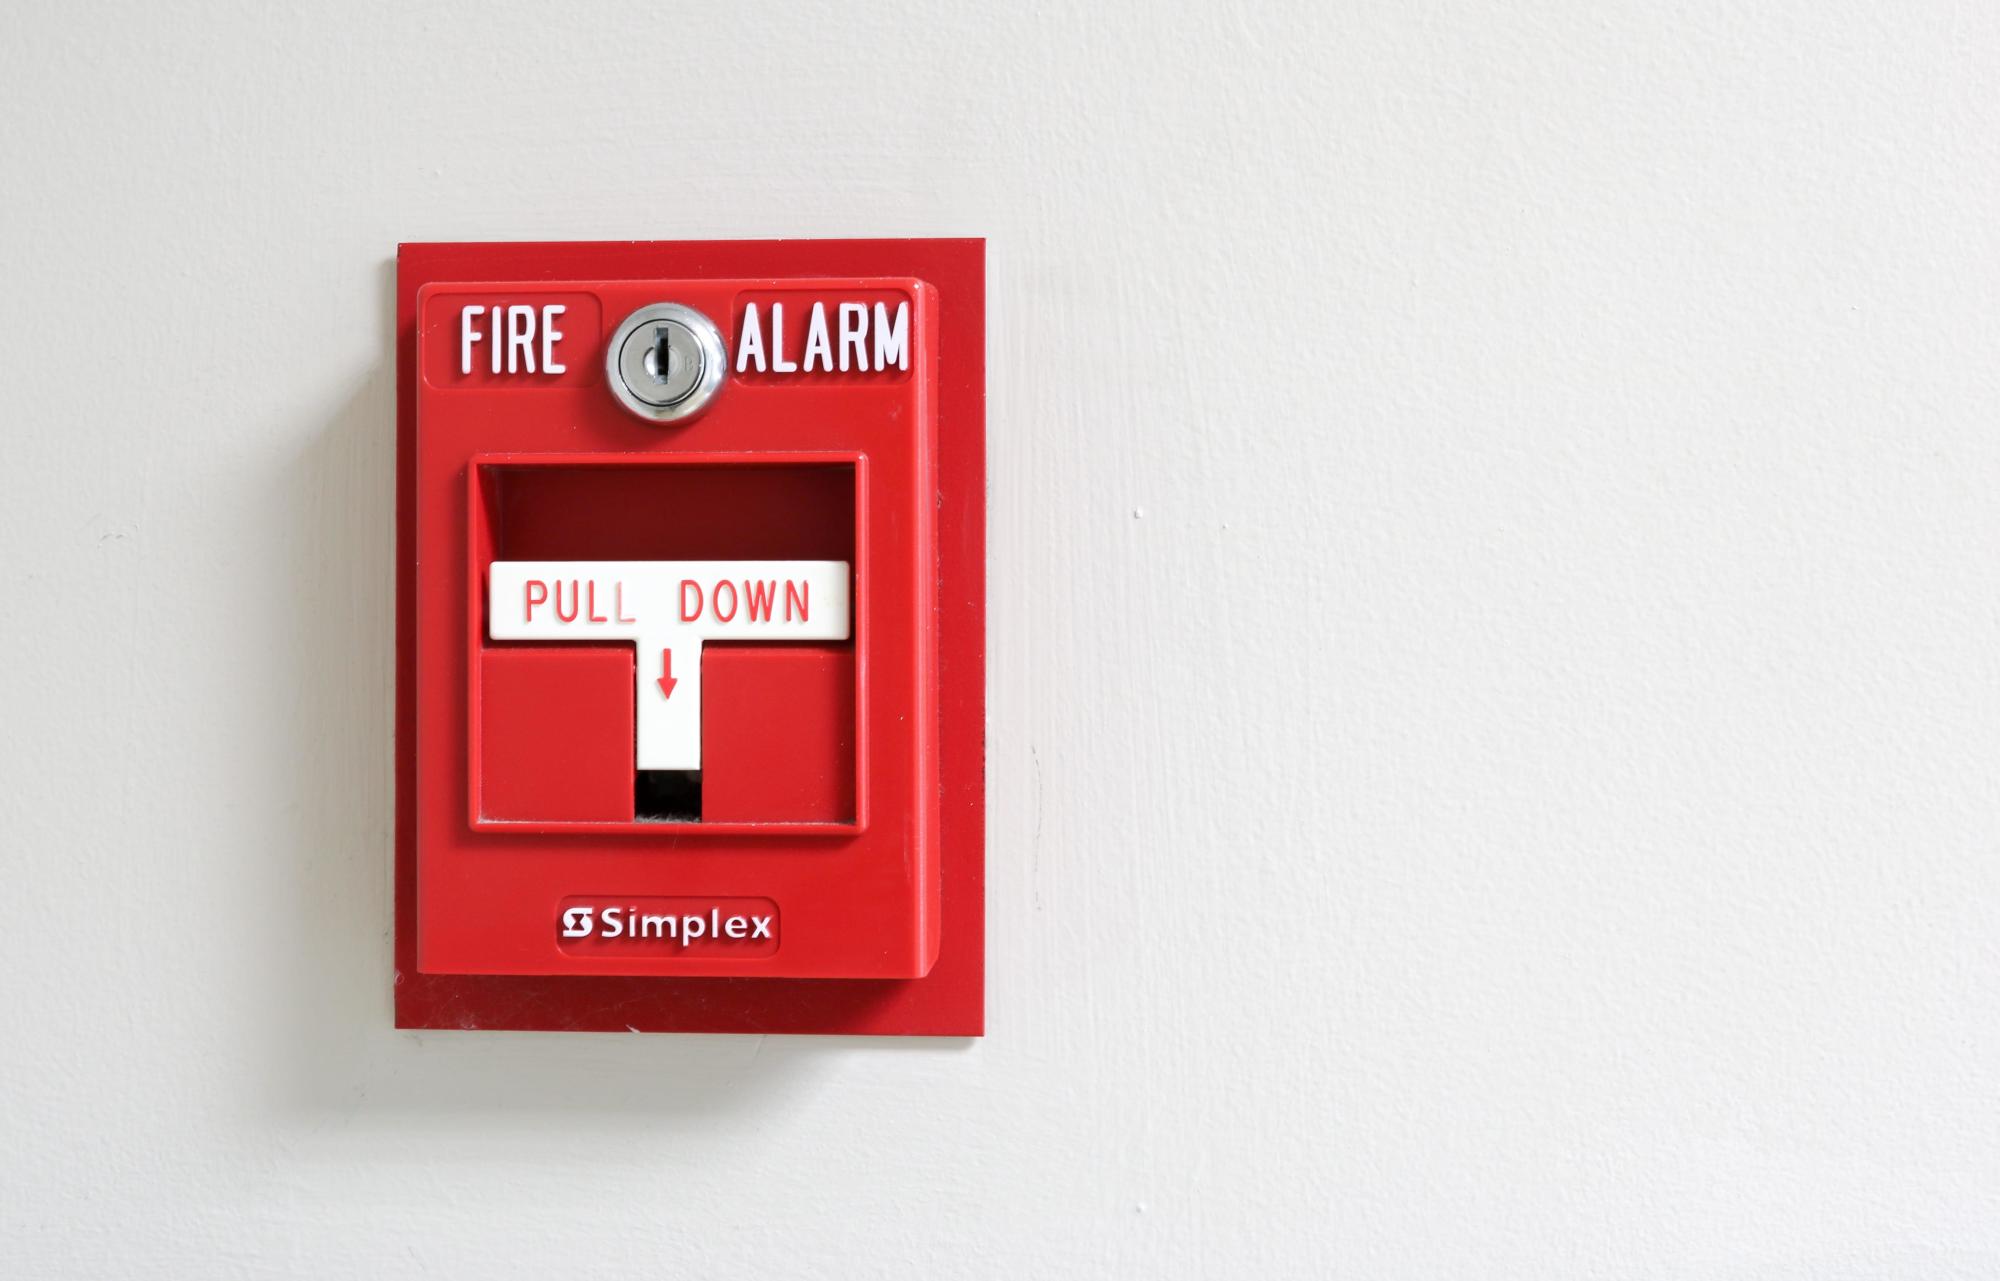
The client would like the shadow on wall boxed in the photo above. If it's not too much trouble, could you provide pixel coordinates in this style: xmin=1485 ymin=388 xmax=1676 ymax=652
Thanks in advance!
xmin=258 ymin=259 xmax=964 ymax=1131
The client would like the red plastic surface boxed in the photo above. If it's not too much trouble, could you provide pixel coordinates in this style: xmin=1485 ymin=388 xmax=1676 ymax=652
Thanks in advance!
xmin=480 ymin=647 xmax=634 ymax=823
xmin=703 ymin=646 xmax=855 ymax=825
xmin=395 ymin=239 xmax=984 ymax=1035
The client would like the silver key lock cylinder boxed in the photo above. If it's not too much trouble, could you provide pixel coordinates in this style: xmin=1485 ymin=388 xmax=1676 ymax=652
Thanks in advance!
xmin=606 ymin=303 xmax=727 ymax=423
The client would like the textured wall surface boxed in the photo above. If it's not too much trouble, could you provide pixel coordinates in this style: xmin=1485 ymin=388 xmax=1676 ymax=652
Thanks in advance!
xmin=2 ymin=2 xmax=1996 ymax=1276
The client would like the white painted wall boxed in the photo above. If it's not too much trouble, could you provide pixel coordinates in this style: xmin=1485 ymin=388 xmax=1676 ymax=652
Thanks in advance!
xmin=2 ymin=1 xmax=1996 ymax=1275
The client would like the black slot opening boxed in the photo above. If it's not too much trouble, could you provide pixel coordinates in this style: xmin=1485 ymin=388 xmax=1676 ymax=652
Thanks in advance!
xmin=635 ymin=770 xmax=702 ymax=822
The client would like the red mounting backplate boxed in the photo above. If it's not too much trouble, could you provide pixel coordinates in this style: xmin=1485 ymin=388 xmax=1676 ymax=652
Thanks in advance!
xmin=394 ymin=239 xmax=985 ymax=1035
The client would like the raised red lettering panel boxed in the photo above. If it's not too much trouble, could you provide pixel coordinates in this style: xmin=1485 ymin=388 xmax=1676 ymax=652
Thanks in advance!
xmin=421 ymin=292 xmax=604 ymax=388
xmin=396 ymin=239 xmax=983 ymax=1035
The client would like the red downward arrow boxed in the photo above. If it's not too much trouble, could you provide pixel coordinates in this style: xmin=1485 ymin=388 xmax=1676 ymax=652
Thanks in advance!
xmin=656 ymin=648 xmax=678 ymax=699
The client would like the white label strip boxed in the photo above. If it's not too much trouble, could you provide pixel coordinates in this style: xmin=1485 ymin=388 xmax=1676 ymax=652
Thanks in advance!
xmin=487 ymin=560 xmax=852 ymax=771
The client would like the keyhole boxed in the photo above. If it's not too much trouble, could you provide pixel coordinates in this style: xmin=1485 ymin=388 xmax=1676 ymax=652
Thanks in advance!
xmin=644 ymin=326 xmax=672 ymax=383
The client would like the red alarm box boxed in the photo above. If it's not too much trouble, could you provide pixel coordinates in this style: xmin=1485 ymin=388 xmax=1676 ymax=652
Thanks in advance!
xmin=394 ymin=239 xmax=984 ymax=1035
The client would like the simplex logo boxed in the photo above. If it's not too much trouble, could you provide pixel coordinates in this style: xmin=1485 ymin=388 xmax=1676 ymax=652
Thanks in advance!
xmin=556 ymin=897 xmax=780 ymax=959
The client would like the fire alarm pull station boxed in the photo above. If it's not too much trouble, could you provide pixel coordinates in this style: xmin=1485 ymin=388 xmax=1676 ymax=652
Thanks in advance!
xmin=395 ymin=240 xmax=985 ymax=1035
